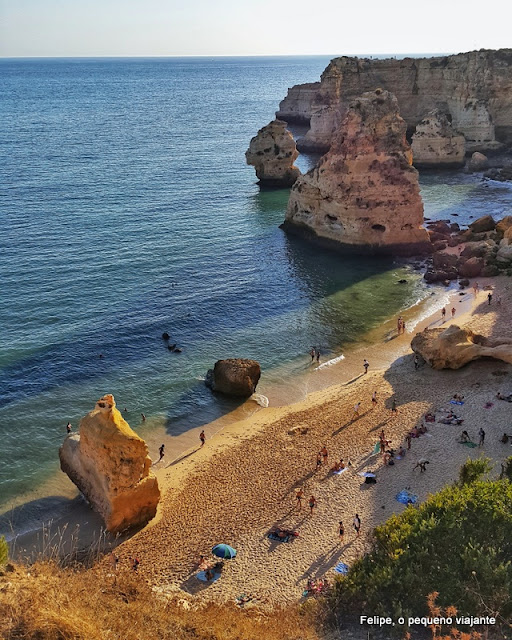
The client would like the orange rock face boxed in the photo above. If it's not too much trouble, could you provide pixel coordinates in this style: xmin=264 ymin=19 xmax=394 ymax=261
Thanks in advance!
xmin=59 ymin=395 xmax=160 ymax=533
xmin=283 ymin=90 xmax=431 ymax=255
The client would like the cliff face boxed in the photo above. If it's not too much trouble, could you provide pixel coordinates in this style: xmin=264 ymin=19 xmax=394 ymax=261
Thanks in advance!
xmin=283 ymin=90 xmax=431 ymax=255
xmin=277 ymin=50 xmax=512 ymax=153
xmin=59 ymin=395 xmax=160 ymax=533
xmin=245 ymin=120 xmax=301 ymax=187
xmin=411 ymin=109 xmax=466 ymax=167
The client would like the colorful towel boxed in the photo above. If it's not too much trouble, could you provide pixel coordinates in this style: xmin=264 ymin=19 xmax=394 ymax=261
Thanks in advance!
xmin=334 ymin=562 xmax=349 ymax=575
xmin=268 ymin=533 xmax=291 ymax=543
xmin=450 ymin=400 xmax=464 ymax=405
xmin=462 ymin=441 xmax=478 ymax=448
xmin=373 ymin=442 xmax=381 ymax=454
xmin=334 ymin=468 xmax=348 ymax=475
xmin=396 ymin=490 xmax=418 ymax=505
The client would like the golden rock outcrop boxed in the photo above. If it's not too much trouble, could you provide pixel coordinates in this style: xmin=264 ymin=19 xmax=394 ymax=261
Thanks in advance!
xmin=245 ymin=120 xmax=300 ymax=187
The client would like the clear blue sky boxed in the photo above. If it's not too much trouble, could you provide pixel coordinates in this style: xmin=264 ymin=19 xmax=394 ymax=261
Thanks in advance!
xmin=0 ymin=0 xmax=510 ymax=57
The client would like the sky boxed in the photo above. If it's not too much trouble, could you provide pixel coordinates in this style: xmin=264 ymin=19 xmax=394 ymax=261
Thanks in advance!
xmin=0 ymin=0 xmax=510 ymax=58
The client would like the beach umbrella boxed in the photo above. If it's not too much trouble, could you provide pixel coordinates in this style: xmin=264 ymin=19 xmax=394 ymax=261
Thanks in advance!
xmin=212 ymin=544 xmax=237 ymax=559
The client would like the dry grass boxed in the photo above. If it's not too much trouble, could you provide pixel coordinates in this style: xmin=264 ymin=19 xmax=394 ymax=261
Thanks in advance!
xmin=0 ymin=561 xmax=322 ymax=640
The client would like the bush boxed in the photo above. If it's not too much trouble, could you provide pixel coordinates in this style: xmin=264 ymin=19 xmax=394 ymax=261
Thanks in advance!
xmin=0 ymin=537 xmax=7 ymax=568
xmin=502 ymin=456 xmax=512 ymax=482
xmin=458 ymin=457 xmax=492 ymax=485
xmin=330 ymin=479 xmax=512 ymax=627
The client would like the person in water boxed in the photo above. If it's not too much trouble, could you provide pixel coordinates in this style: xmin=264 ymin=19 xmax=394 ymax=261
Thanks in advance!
xmin=66 ymin=422 xmax=72 ymax=434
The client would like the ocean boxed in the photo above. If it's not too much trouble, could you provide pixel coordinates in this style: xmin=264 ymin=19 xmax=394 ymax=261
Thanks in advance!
xmin=1 ymin=56 xmax=512 ymax=533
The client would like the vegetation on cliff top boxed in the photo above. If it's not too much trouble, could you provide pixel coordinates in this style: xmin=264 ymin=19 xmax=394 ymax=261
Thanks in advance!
xmin=330 ymin=461 xmax=512 ymax=630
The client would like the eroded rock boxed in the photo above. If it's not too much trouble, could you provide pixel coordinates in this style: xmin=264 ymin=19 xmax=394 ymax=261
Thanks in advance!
xmin=59 ymin=395 xmax=160 ymax=533
xmin=206 ymin=359 xmax=261 ymax=397
xmin=411 ymin=325 xmax=512 ymax=370
xmin=467 ymin=152 xmax=489 ymax=172
xmin=245 ymin=120 xmax=300 ymax=187
xmin=411 ymin=110 xmax=465 ymax=167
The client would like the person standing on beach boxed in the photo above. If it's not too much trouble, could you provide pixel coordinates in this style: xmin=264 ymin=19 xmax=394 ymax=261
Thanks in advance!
xmin=363 ymin=359 xmax=369 ymax=374
xmin=371 ymin=391 xmax=377 ymax=408
xmin=309 ymin=495 xmax=317 ymax=515
xmin=353 ymin=514 xmax=361 ymax=537
xmin=66 ymin=422 xmax=72 ymax=434
xmin=406 ymin=433 xmax=412 ymax=450
xmin=414 ymin=354 xmax=419 ymax=370
xmin=316 ymin=349 xmax=321 ymax=363
xmin=158 ymin=444 xmax=165 ymax=462
xmin=352 ymin=402 xmax=361 ymax=421
xmin=478 ymin=428 xmax=486 ymax=446
xmin=497 ymin=295 xmax=502 ymax=306
xmin=316 ymin=452 xmax=322 ymax=471
xmin=338 ymin=520 xmax=345 ymax=542
xmin=488 ymin=292 xmax=493 ymax=305
xmin=310 ymin=348 xmax=315 ymax=362
xmin=321 ymin=446 xmax=328 ymax=464
xmin=451 ymin=307 xmax=456 ymax=318
xmin=391 ymin=398 xmax=397 ymax=414
xmin=295 ymin=488 xmax=304 ymax=510
xmin=200 ymin=430 xmax=206 ymax=446
xmin=397 ymin=316 xmax=403 ymax=335
xmin=473 ymin=282 xmax=479 ymax=296
xmin=441 ymin=307 xmax=446 ymax=321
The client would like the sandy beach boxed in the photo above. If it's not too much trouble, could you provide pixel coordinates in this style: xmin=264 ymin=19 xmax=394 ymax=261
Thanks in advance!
xmin=102 ymin=276 xmax=512 ymax=608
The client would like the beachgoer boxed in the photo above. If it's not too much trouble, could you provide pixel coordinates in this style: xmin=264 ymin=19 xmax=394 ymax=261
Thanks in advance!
xmin=158 ymin=444 xmax=165 ymax=462
xmin=398 ymin=445 xmax=406 ymax=457
xmin=316 ymin=452 xmax=322 ymax=470
xmin=371 ymin=391 xmax=377 ymax=407
xmin=132 ymin=557 xmax=140 ymax=572
xmin=338 ymin=520 xmax=345 ymax=542
xmin=473 ymin=282 xmax=479 ymax=296
xmin=414 ymin=459 xmax=429 ymax=473
xmin=391 ymin=398 xmax=397 ymax=414
xmin=141 ymin=413 xmax=146 ymax=421
xmin=200 ymin=430 xmax=205 ymax=446
xmin=488 ymin=292 xmax=493 ymax=305
xmin=406 ymin=433 xmax=412 ymax=450
xmin=316 ymin=349 xmax=321 ymax=363
xmin=478 ymin=428 xmax=486 ymax=446
xmin=320 ymin=446 xmax=328 ymax=464
xmin=309 ymin=496 xmax=317 ymax=515
xmin=66 ymin=422 xmax=72 ymax=434
xmin=441 ymin=307 xmax=446 ymax=321
xmin=451 ymin=307 xmax=456 ymax=318
xmin=353 ymin=513 xmax=361 ymax=536
xmin=310 ymin=348 xmax=315 ymax=361
xmin=352 ymin=402 xmax=361 ymax=420
xmin=497 ymin=295 xmax=502 ymax=306
xmin=501 ymin=433 xmax=509 ymax=444
xmin=460 ymin=430 xmax=470 ymax=443
xmin=363 ymin=359 xmax=369 ymax=374
xmin=402 ymin=321 xmax=406 ymax=333
xmin=414 ymin=354 xmax=419 ymax=370
xmin=397 ymin=316 xmax=403 ymax=334
xmin=296 ymin=488 xmax=304 ymax=509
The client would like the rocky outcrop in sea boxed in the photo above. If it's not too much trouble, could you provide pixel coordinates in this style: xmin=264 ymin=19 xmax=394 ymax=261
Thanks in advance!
xmin=277 ymin=50 xmax=512 ymax=156
xmin=59 ymin=394 xmax=160 ymax=533
xmin=245 ymin=120 xmax=300 ymax=187
xmin=283 ymin=89 xmax=431 ymax=255
xmin=206 ymin=358 xmax=261 ymax=397
xmin=411 ymin=110 xmax=465 ymax=168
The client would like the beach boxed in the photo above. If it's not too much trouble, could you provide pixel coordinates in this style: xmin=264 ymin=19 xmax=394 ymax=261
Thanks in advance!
xmin=101 ymin=277 xmax=512 ymax=608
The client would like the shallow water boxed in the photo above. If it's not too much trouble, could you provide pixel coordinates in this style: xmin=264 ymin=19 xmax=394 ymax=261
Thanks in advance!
xmin=1 ymin=57 xmax=511 ymax=526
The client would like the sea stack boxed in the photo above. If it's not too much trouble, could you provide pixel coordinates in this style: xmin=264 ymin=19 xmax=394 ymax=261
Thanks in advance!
xmin=59 ymin=394 xmax=160 ymax=533
xmin=205 ymin=358 xmax=261 ymax=397
xmin=411 ymin=110 xmax=466 ymax=168
xmin=283 ymin=89 xmax=431 ymax=255
xmin=245 ymin=119 xmax=301 ymax=187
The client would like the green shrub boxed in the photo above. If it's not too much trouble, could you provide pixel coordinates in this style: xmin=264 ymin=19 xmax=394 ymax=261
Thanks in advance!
xmin=0 ymin=537 xmax=7 ymax=568
xmin=330 ymin=479 xmax=512 ymax=625
xmin=503 ymin=456 xmax=512 ymax=482
xmin=458 ymin=456 xmax=492 ymax=485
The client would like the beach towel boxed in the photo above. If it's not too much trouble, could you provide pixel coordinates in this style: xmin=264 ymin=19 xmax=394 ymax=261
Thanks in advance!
xmin=461 ymin=441 xmax=478 ymax=448
xmin=358 ymin=472 xmax=376 ymax=478
xmin=196 ymin=571 xmax=221 ymax=583
xmin=334 ymin=562 xmax=349 ymax=575
xmin=395 ymin=490 xmax=418 ymax=505
xmin=268 ymin=533 xmax=291 ymax=543
xmin=450 ymin=400 xmax=464 ymax=405
xmin=485 ymin=402 xmax=494 ymax=409
xmin=334 ymin=468 xmax=348 ymax=475
xmin=373 ymin=442 xmax=381 ymax=454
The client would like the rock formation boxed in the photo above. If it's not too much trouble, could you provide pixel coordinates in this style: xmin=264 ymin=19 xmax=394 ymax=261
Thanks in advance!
xmin=411 ymin=110 xmax=466 ymax=167
xmin=411 ymin=325 xmax=512 ymax=370
xmin=283 ymin=89 xmax=431 ymax=255
xmin=245 ymin=120 xmax=300 ymax=187
xmin=205 ymin=359 xmax=261 ymax=397
xmin=276 ymin=50 xmax=512 ymax=154
xmin=467 ymin=152 xmax=489 ymax=172
xmin=59 ymin=395 xmax=160 ymax=533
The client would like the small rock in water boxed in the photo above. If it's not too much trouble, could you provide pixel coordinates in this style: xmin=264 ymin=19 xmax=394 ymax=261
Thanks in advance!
xmin=397 ymin=279 xmax=408 ymax=284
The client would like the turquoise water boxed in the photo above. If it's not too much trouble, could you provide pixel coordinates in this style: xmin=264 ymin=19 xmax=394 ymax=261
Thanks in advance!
xmin=1 ymin=57 xmax=512 ymax=525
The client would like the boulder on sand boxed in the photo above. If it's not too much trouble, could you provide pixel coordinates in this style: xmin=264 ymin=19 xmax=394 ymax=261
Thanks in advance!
xmin=411 ymin=325 xmax=512 ymax=370
xmin=468 ymin=215 xmax=495 ymax=234
xmin=467 ymin=152 xmax=489 ymax=172
xmin=206 ymin=358 xmax=261 ymax=397
xmin=59 ymin=395 xmax=160 ymax=534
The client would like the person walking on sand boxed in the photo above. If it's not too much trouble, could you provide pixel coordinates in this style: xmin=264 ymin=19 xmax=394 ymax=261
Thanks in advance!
xmin=391 ymin=398 xmax=397 ymax=414
xmin=321 ymin=446 xmax=328 ymax=464
xmin=295 ymin=488 xmax=304 ymax=510
xmin=158 ymin=444 xmax=165 ymax=462
xmin=406 ymin=433 xmax=412 ymax=450
xmin=309 ymin=495 xmax=317 ymax=515
xmin=66 ymin=422 xmax=72 ymax=434
xmin=310 ymin=347 xmax=315 ymax=362
xmin=316 ymin=349 xmax=321 ymax=363
xmin=414 ymin=354 xmax=419 ymax=370
xmin=352 ymin=401 xmax=361 ymax=421
xmin=478 ymin=428 xmax=486 ymax=446
xmin=371 ymin=390 xmax=378 ymax=408
xmin=363 ymin=359 xmax=369 ymax=374
xmin=353 ymin=513 xmax=361 ymax=537
xmin=451 ymin=307 xmax=456 ymax=318
xmin=488 ymin=291 xmax=493 ymax=305
xmin=316 ymin=452 xmax=322 ymax=471
xmin=338 ymin=520 xmax=345 ymax=542
xmin=473 ymin=282 xmax=479 ymax=296
xmin=397 ymin=316 xmax=403 ymax=335
xmin=199 ymin=430 xmax=205 ymax=446
xmin=441 ymin=307 xmax=446 ymax=321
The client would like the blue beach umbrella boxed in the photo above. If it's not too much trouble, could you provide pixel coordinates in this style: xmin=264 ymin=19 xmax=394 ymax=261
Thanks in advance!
xmin=212 ymin=544 xmax=237 ymax=559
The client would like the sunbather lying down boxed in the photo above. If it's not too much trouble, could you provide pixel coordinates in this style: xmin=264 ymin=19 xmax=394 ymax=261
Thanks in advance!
xmin=496 ymin=392 xmax=512 ymax=402
xmin=439 ymin=412 xmax=463 ymax=425
xmin=236 ymin=593 xmax=254 ymax=606
xmin=305 ymin=577 xmax=330 ymax=595
xmin=269 ymin=526 xmax=299 ymax=538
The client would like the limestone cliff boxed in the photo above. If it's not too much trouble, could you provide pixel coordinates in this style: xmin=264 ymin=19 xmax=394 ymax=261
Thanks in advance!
xmin=411 ymin=110 xmax=466 ymax=167
xmin=59 ymin=395 xmax=160 ymax=533
xmin=283 ymin=90 xmax=431 ymax=255
xmin=245 ymin=120 xmax=300 ymax=187
xmin=277 ymin=50 xmax=512 ymax=153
